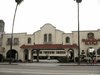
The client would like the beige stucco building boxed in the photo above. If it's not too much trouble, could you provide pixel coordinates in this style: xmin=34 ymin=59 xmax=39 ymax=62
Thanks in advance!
xmin=0 ymin=22 xmax=100 ymax=62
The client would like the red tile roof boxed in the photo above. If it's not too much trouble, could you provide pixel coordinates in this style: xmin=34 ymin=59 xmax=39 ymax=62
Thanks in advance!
xmin=20 ymin=44 xmax=78 ymax=50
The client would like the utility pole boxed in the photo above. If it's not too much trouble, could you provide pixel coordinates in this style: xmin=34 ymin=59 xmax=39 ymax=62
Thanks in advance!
xmin=74 ymin=0 xmax=82 ymax=65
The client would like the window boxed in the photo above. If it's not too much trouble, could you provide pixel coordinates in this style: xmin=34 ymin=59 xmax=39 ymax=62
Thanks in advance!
xmin=48 ymin=34 xmax=52 ymax=42
xmin=66 ymin=37 xmax=70 ymax=43
xmin=7 ymin=38 xmax=11 ymax=45
xmin=39 ymin=51 xmax=42 ymax=54
xmin=28 ymin=38 xmax=31 ymax=44
xmin=44 ymin=33 xmax=52 ymax=44
xmin=87 ymin=32 xmax=94 ymax=39
xmin=56 ymin=51 xmax=65 ymax=54
xmin=44 ymin=34 xmax=47 ymax=42
xmin=43 ymin=51 xmax=55 ymax=54
xmin=14 ymin=38 xmax=19 ymax=45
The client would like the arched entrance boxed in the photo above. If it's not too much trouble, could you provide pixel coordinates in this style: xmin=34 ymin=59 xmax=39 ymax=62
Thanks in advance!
xmin=87 ymin=47 xmax=96 ymax=63
xmin=0 ymin=54 xmax=3 ymax=62
xmin=87 ymin=47 xmax=95 ymax=57
xmin=67 ymin=49 xmax=74 ymax=62
xmin=6 ymin=49 xmax=18 ymax=61
xmin=24 ymin=49 xmax=29 ymax=61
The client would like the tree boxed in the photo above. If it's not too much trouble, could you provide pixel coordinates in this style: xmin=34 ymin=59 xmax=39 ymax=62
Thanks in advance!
xmin=9 ymin=0 xmax=23 ymax=64
xmin=15 ymin=0 xmax=23 ymax=5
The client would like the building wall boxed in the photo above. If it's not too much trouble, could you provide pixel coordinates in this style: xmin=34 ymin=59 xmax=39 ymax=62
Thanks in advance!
xmin=80 ymin=30 xmax=100 ymax=54
xmin=40 ymin=23 xmax=56 ymax=44
xmin=2 ymin=33 xmax=27 ymax=60
xmin=55 ymin=30 xmax=63 ymax=44
xmin=0 ymin=20 xmax=5 ymax=57
xmin=63 ymin=33 xmax=73 ymax=45
xmin=1 ymin=23 xmax=100 ymax=61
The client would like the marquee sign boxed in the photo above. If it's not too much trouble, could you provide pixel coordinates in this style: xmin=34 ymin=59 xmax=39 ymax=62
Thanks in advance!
xmin=82 ymin=33 xmax=100 ymax=45
xmin=82 ymin=39 xmax=100 ymax=45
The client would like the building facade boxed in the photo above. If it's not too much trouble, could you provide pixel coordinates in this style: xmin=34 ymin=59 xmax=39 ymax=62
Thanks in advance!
xmin=0 ymin=23 xmax=100 ymax=62
xmin=0 ymin=20 xmax=5 ymax=62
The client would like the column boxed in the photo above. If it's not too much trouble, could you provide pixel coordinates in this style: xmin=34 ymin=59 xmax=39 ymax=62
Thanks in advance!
xmin=19 ymin=49 xmax=25 ymax=62
xmin=28 ymin=50 xmax=31 ymax=60
xmin=31 ymin=50 xmax=34 ymax=61
xmin=36 ymin=50 xmax=40 ymax=62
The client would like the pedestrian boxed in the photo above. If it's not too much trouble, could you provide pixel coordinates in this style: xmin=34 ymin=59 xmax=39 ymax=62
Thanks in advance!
xmin=93 ymin=57 xmax=96 ymax=64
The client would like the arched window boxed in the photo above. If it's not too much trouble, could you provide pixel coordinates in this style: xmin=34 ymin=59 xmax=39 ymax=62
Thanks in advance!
xmin=66 ymin=37 xmax=70 ymax=43
xmin=28 ymin=38 xmax=31 ymax=44
xmin=48 ymin=34 xmax=52 ymax=42
xmin=44 ymin=34 xmax=47 ymax=42
xmin=87 ymin=32 xmax=94 ymax=39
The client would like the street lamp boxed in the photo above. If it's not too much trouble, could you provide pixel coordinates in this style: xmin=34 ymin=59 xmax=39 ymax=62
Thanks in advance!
xmin=9 ymin=0 xmax=23 ymax=64
xmin=74 ymin=0 xmax=82 ymax=65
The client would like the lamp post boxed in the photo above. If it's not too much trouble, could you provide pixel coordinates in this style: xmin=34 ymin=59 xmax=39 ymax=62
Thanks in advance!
xmin=74 ymin=0 xmax=82 ymax=65
xmin=9 ymin=0 xmax=23 ymax=64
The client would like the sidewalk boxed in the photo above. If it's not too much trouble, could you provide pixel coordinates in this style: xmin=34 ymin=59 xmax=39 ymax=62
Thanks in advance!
xmin=0 ymin=60 xmax=100 ymax=66
xmin=1 ymin=62 xmax=100 ymax=66
xmin=58 ymin=63 xmax=100 ymax=66
xmin=0 ymin=62 xmax=18 ymax=65
xmin=19 ymin=62 xmax=100 ymax=66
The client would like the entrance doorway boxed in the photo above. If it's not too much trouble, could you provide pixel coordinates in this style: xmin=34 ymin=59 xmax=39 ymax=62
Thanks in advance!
xmin=87 ymin=47 xmax=95 ymax=57
xmin=0 ymin=54 xmax=3 ymax=62
xmin=24 ymin=49 xmax=29 ymax=61
xmin=6 ymin=49 xmax=18 ymax=61
xmin=67 ymin=49 xmax=74 ymax=62
xmin=87 ymin=47 xmax=96 ymax=63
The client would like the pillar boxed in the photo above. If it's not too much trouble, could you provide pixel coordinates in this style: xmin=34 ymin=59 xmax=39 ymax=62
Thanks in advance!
xmin=28 ymin=50 xmax=31 ymax=60
xmin=36 ymin=50 xmax=40 ymax=62
xmin=31 ymin=50 xmax=34 ymax=61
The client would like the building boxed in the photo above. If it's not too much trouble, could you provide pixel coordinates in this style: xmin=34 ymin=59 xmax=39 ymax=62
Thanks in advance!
xmin=0 ymin=20 xmax=5 ymax=62
xmin=0 ymin=22 xmax=100 ymax=62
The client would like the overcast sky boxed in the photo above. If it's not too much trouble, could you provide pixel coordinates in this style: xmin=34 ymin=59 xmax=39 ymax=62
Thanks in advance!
xmin=0 ymin=0 xmax=100 ymax=34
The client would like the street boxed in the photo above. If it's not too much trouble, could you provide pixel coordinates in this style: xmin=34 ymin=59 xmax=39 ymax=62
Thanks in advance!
xmin=0 ymin=63 xmax=100 ymax=75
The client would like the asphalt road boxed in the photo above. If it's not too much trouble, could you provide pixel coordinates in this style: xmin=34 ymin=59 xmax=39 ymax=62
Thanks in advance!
xmin=0 ymin=63 xmax=100 ymax=75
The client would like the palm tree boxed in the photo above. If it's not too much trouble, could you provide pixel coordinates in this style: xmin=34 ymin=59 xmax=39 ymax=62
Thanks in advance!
xmin=75 ymin=0 xmax=82 ymax=3
xmin=9 ymin=0 xmax=23 ymax=64
xmin=15 ymin=0 xmax=23 ymax=5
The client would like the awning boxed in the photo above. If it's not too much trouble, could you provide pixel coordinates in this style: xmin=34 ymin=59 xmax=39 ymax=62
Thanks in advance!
xmin=20 ymin=44 xmax=78 ymax=50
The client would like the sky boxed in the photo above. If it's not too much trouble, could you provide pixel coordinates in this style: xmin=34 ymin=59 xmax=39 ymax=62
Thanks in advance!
xmin=0 ymin=0 xmax=100 ymax=34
